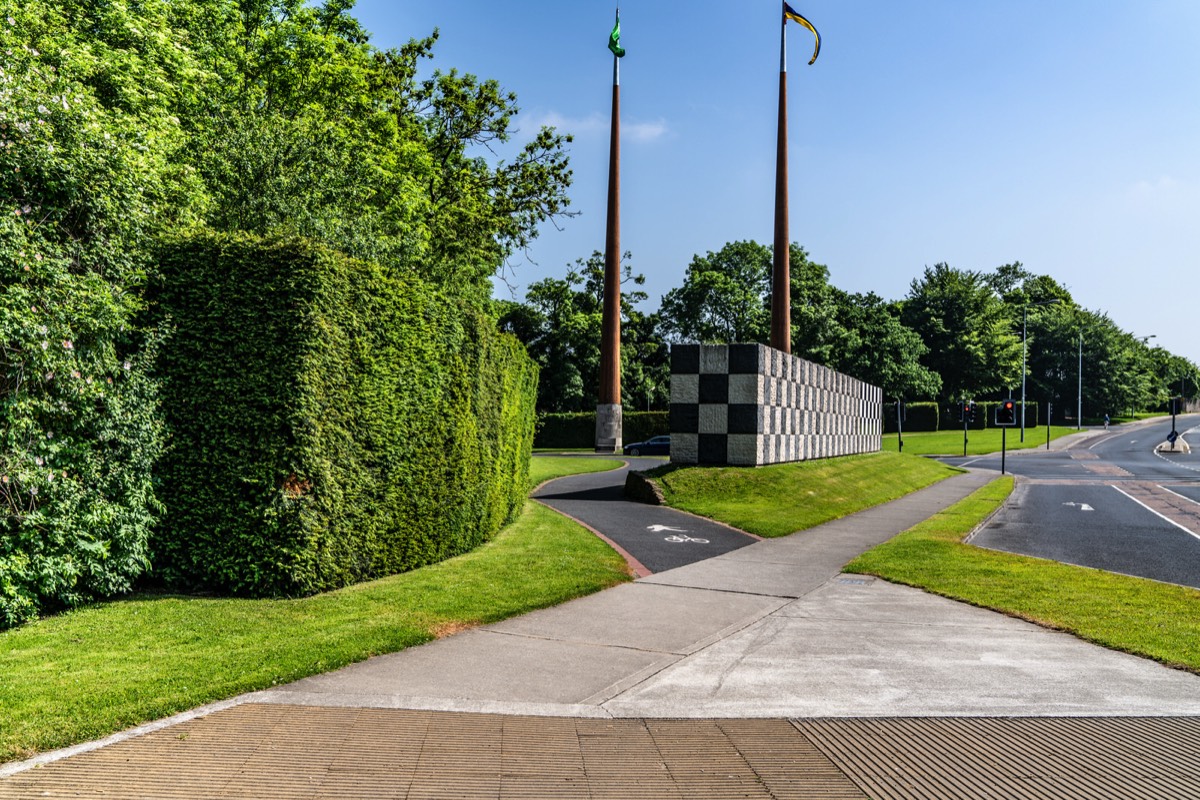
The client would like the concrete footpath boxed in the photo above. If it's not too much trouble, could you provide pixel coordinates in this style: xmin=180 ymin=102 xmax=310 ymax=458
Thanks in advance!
xmin=4 ymin=462 xmax=1200 ymax=799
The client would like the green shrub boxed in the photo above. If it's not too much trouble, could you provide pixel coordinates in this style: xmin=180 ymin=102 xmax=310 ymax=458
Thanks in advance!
xmin=148 ymin=232 xmax=537 ymax=597
xmin=882 ymin=401 xmax=939 ymax=433
xmin=0 ymin=6 xmax=190 ymax=628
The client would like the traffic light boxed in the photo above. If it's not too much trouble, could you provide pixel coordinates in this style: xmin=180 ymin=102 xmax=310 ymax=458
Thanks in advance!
xmin=968 ymin=402 xmax=978 ymax=423
xmin=996 ymin=399 xmax=1016 ymax=426
xmin=960 ymin=403 xmax=970 ymax=423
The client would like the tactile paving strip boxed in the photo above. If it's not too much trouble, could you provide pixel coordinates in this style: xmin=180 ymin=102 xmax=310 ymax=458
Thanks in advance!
xmin=0 ymin=705 xmax=867 ymax=799
xmin=795 ymin=717 xmax=1200 ymax=800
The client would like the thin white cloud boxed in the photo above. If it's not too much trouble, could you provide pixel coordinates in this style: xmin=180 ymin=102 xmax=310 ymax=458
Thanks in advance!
xmin=626 ymin=118 xmax=669 ymax=143
xmin=517 ymin=111 xmax=669 ymax=143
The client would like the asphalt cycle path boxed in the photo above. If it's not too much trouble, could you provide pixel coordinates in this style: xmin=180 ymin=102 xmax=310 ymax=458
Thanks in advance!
xmin=532 ymin=455 xmax=758 ymax=574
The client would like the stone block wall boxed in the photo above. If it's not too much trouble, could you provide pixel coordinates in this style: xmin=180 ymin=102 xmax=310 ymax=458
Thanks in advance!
xmin=669 ymin=343 xmax=882 ymax=466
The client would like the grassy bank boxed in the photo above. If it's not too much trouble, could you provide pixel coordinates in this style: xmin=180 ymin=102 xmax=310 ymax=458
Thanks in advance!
xmin=0 ymin=457 xmax=626 ymax=764
xmin=846 ymin=477 xmax=1200 ymax=673
xmin=650 ymin=451 xmax=959 ymax=538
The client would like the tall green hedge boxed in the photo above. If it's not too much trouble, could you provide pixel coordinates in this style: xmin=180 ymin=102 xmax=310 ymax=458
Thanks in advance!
xmin=148 ymin=232 xmax=537 ymax=597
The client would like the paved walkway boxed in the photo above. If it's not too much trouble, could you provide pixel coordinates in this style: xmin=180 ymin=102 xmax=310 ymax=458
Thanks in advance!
xmin=5 ymin=456 xmax=1200 ymax=798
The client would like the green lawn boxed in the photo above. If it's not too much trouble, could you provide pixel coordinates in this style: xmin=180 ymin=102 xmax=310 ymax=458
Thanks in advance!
xmin=0 ymin=457 xmax=626 ymax=764
xmin=846 ymin=477 xmax=1200 ymax=673
xmin=881 ymin=425 xmax=1082 ymax=456
xmin=650 ymin=451 xmax=959 ymax=538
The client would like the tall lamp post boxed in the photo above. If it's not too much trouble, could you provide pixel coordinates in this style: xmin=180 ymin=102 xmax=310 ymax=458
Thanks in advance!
xmin=1020 ymin=298 xmax=1059 ymax=442
xmin=1132 ymin=334 xmax=1156 ymax=419
xmin=1077 ymin=329 xmax=1083 ymax=431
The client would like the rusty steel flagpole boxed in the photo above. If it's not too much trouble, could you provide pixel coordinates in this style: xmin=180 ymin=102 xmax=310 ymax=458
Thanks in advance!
xmin=596 ymin=8 xmax=623 ymax=453
xmin=770 ymin=6 xmax=791 ymax=354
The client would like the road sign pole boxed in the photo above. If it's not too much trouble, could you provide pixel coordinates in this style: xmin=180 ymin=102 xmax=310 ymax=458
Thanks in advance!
xmin=1047 ymin=402 xmax=1052 ymax=450
xmin=1002 ymin=426 xmax=1006 ymax=475
xmin=963 ymin=418 xmax=968 ymax=458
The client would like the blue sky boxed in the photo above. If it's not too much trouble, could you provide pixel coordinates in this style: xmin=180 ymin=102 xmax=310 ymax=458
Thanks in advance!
xmin=352 ymin=0 xmax=1200 ymax=365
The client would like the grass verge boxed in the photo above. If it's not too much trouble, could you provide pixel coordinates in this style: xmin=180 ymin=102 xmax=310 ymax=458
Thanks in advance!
xmin=0 ymin=458 xmax=627 ymax=764
xmin=880 ymin=426 xmax=1081 ymax=456
xmin=845 ymin=476 xmax=1200 ymax=673
xmin=650 ymin=451 xmax=959 ymax=538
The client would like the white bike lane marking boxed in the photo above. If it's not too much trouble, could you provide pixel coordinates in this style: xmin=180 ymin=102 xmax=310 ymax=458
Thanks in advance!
xmin=646 ymin=524 xmax=710 ymax=544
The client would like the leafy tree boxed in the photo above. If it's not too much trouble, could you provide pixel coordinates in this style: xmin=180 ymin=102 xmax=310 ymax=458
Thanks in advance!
xmin=185 ymin=4 xmax=575 ymax=301
xmin=659 ymin=240 xmax=771 ymax=344
xmin=498 ymin=252 xmax=666 ymax=413
xmin=0 ymin=0 xmax=198 ymax=625
xmin=900 ymin=263 xmax=1022 ymax=402
xmin=824 ymin=291 xmax=941 ymax=401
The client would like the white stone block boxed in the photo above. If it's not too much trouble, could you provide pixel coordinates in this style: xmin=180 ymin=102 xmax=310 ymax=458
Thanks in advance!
xmin=671 ymin=373 xmax=699 ymax=404
xmin=699 ymin=404 xmax=728 ymax=434
xmin=700 ymin=344 xmax=729 ymax=374
xmin=671 ymin=433 xmax=699 ymax=464
xmin=728 ymin=374 xmax=762 ymax=404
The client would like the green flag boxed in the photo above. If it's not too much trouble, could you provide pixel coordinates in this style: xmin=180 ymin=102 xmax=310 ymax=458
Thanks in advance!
xmin=609 ymin=16 xmax=626 ymax=58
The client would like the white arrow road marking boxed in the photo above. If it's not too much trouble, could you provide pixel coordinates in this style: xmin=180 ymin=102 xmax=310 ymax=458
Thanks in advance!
xmin=646 ymin=524 xmax=688 ymax=533
xmin=1062 ymin=502 xmax=1095 ymax=511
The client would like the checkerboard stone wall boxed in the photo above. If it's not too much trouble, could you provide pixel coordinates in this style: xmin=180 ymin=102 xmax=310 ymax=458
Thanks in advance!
xmin=669 ymin=343 xmax=883 ymax=466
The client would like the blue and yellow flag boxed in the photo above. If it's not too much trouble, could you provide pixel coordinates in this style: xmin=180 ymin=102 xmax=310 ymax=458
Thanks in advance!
xmin=609 ymin=15 xmax=626 ymax=58
xmin=783 ymin=2 xmax=820 ymax=65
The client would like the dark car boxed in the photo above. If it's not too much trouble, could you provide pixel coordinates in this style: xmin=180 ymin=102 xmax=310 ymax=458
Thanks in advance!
xmin=623 ymin=435 xmax=670 ymax=456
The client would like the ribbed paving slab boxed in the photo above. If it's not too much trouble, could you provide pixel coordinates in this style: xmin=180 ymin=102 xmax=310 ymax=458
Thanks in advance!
xmin=0 ymin=705 xmax=866 ymax=799
xmin=796 ymin=717 xmax=1200 ymax=800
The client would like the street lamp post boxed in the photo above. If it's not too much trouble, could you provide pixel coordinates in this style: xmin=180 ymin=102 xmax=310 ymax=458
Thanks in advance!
xmin=1132 ymin=334 xmax=1156 ymax=420
xmin=1020 ymin=299 xmax=1060 ymax=442
xmin=1077 ymin=330 xmax=1083 ymax=431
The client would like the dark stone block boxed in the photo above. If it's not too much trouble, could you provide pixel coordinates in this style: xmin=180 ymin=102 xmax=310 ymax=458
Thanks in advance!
xmin=699 ymin=374 xmax=729 ymax=404
xmin=671 ymin=344 xmax=700 ymax=375
xmin=670 ymin=403 xmax=700 ymax=433
xmin=698 ymin=434 xmax=728 ymax=465
xmin=728 ymin=344 xmax=762 ymax=374
xmin=727 ymin=404 xmax=761 ymax=434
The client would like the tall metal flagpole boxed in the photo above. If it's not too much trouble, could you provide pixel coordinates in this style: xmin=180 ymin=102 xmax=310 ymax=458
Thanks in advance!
xmin=596 ymin=8 xmax=623 ymax=453
xmin=770 ymin=9 xmax=791 ymax=354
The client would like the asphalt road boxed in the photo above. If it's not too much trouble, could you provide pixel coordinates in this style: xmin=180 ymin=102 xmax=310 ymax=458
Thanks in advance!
xmin=532 ymin=456 xmax=757 ymax=574
xmin=944 ymin=415 xmax=1200 ymax=590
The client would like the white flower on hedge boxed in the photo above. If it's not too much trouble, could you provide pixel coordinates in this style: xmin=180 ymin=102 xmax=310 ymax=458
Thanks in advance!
xmin=123 ymin=360 xmax=131 ymax=371
xmin=34 ymin=457 xmax=42 ymax=466
xmin=62 ymin=339 xmax=72 ymax=350
xmin=36 ymin=104 xmax=48 ymax=115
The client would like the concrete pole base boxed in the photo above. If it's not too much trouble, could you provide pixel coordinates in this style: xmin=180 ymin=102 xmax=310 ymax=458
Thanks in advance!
xmin=595 ymin=404 xmax=623 ymax=454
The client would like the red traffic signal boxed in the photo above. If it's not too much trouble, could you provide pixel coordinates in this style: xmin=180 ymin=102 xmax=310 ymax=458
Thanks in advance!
xmin=996 ymin=400 xmax=1017 ymax=426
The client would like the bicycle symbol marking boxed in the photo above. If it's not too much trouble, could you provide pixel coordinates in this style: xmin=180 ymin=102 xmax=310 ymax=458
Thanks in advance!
xmin=663 ymin=534 xmax=710 ymax=544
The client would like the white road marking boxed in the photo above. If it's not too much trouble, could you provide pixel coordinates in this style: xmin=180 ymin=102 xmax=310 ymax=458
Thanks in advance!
xmin=647 ymin=524 xmax=688 ymax=533
xmin=664 ymin=534 xmax=710 ymax=544
xmin=1062 ymin=502 xmax=1094 ymax=511
xmin=1158 ymin=485 xmax=1200 ymax=507
xmin=1110 ymin=485 xmax=1200 ymax=543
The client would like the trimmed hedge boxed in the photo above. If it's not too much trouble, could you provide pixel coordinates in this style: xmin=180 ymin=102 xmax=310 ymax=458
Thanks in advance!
xmin=883 ymin=401 xmax=1041 ymax=432
xmin=882 ymin=402 xmax=940 ymax=433
xmin=535 ymin=411 xmax=669 ymax=450
xmin=148 ymin=232 xmax=537 ymax=597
